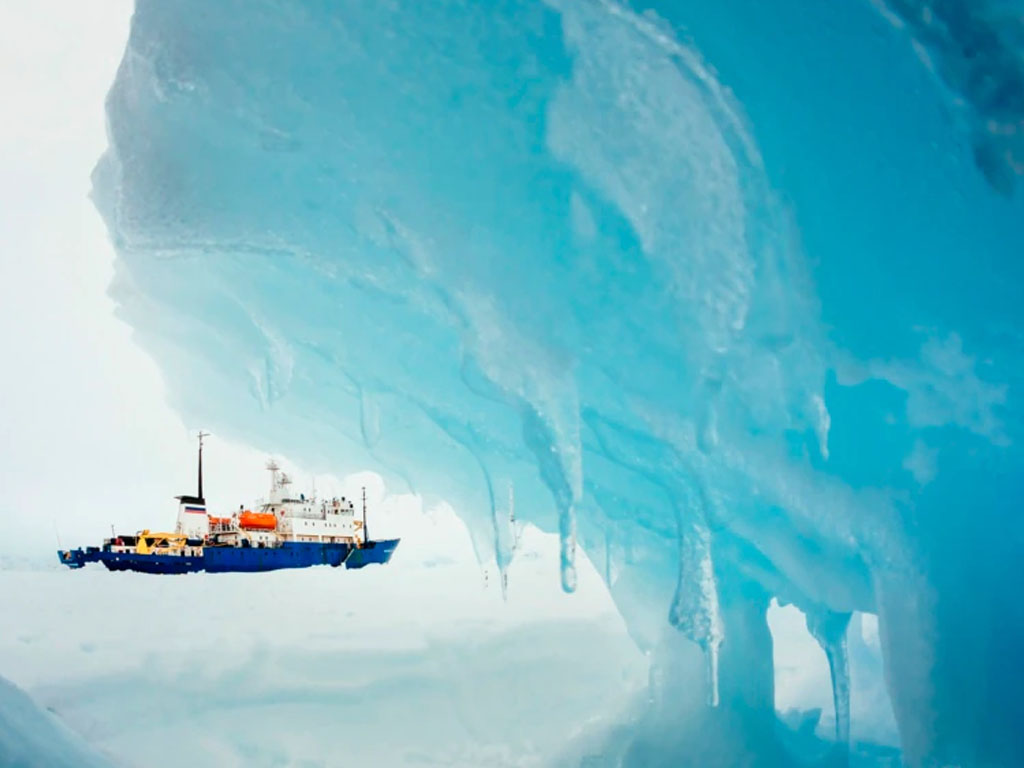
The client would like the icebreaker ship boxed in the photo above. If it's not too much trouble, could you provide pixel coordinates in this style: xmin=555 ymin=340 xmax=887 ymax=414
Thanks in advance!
xmin=91 ymin=1 xmax=1024 ymax=766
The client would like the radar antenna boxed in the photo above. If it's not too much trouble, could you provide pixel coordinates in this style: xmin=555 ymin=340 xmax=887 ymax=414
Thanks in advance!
xmin=265 ymin=459 xmax=280 ymax=491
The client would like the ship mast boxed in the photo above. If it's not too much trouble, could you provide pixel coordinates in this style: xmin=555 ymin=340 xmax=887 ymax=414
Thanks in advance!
xmin=197 ymin=431 xmax=209 ymax=501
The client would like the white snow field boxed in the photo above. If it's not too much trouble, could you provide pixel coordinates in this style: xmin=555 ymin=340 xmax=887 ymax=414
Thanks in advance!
xmin=0 ymin=502 xmax=648 ymax=768
xmin=0 ymin=497 xmax=898 ymax=768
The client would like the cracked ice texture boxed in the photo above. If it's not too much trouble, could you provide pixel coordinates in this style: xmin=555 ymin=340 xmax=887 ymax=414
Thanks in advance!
xmin=92 ymin=0 xmax=1024 ymax=765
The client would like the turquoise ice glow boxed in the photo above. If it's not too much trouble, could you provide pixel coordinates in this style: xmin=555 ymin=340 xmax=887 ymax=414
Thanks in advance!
xmin=93 ymin=1 xmax=1024 ymax=765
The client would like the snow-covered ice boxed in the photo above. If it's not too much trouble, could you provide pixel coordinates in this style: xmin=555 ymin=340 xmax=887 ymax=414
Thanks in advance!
xmin=0 ymin=509 xmax=646 ymax=768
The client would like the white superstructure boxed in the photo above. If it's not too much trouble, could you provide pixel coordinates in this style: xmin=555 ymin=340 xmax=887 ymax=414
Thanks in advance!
xmin=211 ymin=461 xmax=366 ymax=547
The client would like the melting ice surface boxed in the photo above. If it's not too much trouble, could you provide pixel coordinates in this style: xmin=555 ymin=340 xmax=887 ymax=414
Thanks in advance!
xmin=92 ymin=1 xmax=1024 ymax=766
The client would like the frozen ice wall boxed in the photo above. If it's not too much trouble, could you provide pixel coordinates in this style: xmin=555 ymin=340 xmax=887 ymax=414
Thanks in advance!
xmin=92 ymin=1 xmax=1024 ymax=766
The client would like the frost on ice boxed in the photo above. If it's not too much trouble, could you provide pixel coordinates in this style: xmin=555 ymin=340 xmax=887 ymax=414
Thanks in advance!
xmin=91 ymin=0 xmax=1024 ymax=766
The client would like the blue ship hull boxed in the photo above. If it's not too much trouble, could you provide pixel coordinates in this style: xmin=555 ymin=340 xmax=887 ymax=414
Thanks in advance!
xmin=57 ymin=539 xmax=399 ymax=574
xmin=204 ymin=541 xmax=352 ymax=572
xmin=344 ymin=538 xmax=400 ymax=569
xmin=100 ymin=551 xmax=204 ymax=574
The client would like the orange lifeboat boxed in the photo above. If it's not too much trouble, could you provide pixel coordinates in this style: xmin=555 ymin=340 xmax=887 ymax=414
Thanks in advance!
xmin=239 ymin=510 xmax=277 ymax=530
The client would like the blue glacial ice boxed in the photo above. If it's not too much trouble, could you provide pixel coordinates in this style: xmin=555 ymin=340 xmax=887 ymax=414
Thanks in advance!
xmin=91 ymin=1 xmax=1024 ymax=766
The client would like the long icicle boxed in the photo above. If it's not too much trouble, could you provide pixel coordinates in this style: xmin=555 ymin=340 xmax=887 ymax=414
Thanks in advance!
xmin=669 ymin=511 xmax=723 ymax=707
xmin=806 ymin=608 xmax=852 ymax=749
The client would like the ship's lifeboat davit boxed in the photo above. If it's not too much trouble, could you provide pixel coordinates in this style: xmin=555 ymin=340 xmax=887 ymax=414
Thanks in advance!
xmin=239 ymin=510 xmax=277 ymax=530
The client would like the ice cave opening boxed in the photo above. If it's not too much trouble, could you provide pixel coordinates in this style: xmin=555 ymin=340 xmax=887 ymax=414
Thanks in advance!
xmin=61 ymin=0 xmax=1024 ymax=766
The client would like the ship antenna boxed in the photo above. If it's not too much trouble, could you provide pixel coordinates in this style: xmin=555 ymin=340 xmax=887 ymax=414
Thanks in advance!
xmin=197 ymin=431 xmax=209 ymax=501
xmin=362 ymin=486 xmax=368 ymax=546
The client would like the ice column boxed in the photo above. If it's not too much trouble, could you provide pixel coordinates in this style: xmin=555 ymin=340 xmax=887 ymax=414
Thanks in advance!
xmin=669 ymin=516 xmax=724 ymax=706
xmin=805 ymin=607 xmax=852 ymax=748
